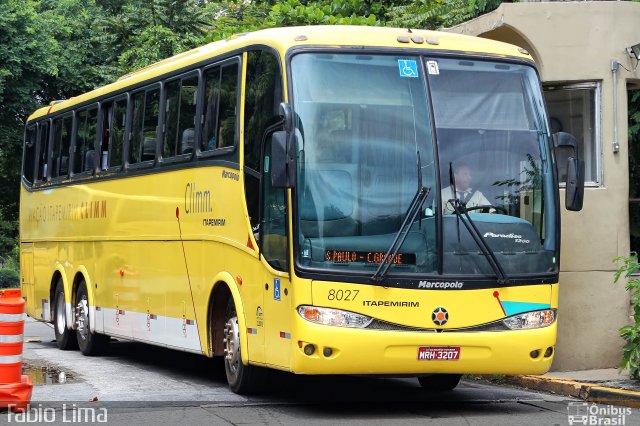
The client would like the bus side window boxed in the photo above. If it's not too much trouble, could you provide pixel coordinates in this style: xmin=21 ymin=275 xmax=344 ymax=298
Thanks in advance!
xmin=73 ymin=107 xmax=98 ymax=174
xmin=130 ymin=88 xmax=160 ymax=164
xmin=217 ymin=63 xmax=238 ymax=149
xmin=178 ymin=76 xmax=198 ymax=155
xmin=201 ymin=67 xmax=221 ymax=151
xmin=164 ymin=80 xmax=181 ymax=157
xmin=36 ymin=121 xmax=50 ymax=181
xmin=201 ymin=62 xmax=238 ymax=152
xmin=129 ymin=91 xmax=145 ymax=164
xmin=110 ymin=98 xmax=127 ymax=169
xmin=51 ymin=115 xmax=72 ymax=178
xmin=23 ymin=125 xmax=37 ymax=185
xmin=163 ymin=75 xmax=198 ymax=158
xmin=142 ymin=89 xmax=160 ymax=162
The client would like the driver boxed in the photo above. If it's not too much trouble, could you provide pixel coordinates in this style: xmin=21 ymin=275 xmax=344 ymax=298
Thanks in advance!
xmin=441 ymin=163 xmax=492 ymax=214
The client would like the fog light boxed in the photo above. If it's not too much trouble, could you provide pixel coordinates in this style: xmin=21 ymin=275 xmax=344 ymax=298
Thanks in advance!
xmin=530 ymin=350 xmax=540 ymax=359
xmin=323 ymin=347 xmax=333 ymax=357
xmin=304 ymin=344 xmax=315 ymax=356
xmin=544 ymin=347 xmax=553 ymax=357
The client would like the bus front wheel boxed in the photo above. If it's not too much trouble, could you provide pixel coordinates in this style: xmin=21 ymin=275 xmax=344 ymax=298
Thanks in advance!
xmin=223 ymin=298 xmax=261 ymax=394
xmin=75 ymin=280 xmax=110 ymax=356
xmin=53 ymin=280 xmax=78 ymax=350
xmin=417 ymin=374 xmax=462 ymax=391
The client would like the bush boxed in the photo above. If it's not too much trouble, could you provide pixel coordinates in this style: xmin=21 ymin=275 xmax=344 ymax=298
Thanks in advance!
xmin=0 ymin=268 xmax=19 ymax=289
xmin=614 ymin=254 xmax=640 ymax=378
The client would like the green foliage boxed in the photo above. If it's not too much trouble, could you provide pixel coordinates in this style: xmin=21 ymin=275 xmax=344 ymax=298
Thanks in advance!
xmin=387 ymin=0 xmax=503 ymax=30
xmin=97 ymin=0 xmax=207 ymax=75
xmin=0 ymin=268 xmax=19 ymax=289
xmin=614 ymin=254 xmax=640 ymax=378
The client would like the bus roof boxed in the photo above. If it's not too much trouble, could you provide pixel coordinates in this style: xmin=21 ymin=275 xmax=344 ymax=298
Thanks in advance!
xmin=27 ymin=25 xmax=531 ymax=122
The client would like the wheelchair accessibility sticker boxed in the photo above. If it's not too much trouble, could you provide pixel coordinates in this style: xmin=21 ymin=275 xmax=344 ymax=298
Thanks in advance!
xmin=274 ymin=278 xmax=281 ymax=301
xmin=398 ymin=59 xmax=419 ymax=78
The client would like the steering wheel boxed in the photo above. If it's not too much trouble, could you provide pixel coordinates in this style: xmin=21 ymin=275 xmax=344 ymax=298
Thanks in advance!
xmin=464 ymin=205 xmax=508 ymax=214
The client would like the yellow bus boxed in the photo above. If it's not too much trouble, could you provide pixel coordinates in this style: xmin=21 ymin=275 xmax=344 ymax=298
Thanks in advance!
xmin=20 ymin=26 xmax=584 ymax=394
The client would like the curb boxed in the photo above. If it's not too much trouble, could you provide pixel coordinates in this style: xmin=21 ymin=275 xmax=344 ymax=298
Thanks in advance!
xmin=505 ymin=375 xmax=640 ymax=408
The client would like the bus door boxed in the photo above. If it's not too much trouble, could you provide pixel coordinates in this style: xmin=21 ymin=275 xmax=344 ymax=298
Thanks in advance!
xmin=260 ymin=136 xmax=291 ymax=367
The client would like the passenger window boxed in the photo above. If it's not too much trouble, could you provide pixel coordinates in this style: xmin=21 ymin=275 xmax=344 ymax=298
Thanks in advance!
xmin=108 ymin=98 xmax=127 ymax=169
xmin=201 ymin=62 xmax=238 ymax=151
xmin=202 ymin=67 xmax=221 ymax=151
xmin=73 ymin=107 xmax=98 ymax=173
xmin=130 ymin=92 xmax=145 ymax=164
xmin=217 ymin=63 xmax=238 ymax=149
xmin=23 ymin=125 xmax=37 ymax=184
xmin=51 ymin=115 xmax=73 ymax=178
xmin=163 ymin=75 xmax=198 ymax=158
xmin=130 ymin=88 xmax=159 ymax=164
xmin=36 ymin=121 xmax=50 ymax=181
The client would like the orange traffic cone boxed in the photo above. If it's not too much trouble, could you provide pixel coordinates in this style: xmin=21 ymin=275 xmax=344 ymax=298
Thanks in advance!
xmin=0 ymin=289 xmax=33 ymax=411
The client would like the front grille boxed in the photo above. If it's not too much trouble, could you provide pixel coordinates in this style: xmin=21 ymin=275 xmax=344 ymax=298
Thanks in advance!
xmin=365 ymin=318 xmax=510 ymax=332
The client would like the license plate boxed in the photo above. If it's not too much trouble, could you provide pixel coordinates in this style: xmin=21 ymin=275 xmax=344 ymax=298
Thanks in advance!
xmin=417 ymin=346 xmax=460 ymax=361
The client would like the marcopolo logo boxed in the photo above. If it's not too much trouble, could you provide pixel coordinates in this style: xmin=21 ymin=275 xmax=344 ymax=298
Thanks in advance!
xmin=418 ymin=281 xmax=464 ymax=289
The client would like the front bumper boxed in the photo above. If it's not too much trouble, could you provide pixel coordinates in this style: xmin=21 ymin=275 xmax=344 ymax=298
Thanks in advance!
xmin=290 ymin=316 xmax=556 ymax=375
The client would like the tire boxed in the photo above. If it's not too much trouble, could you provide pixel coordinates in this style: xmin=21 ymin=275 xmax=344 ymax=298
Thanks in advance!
xmin=75 ymin=280 xmax=110 ymax=356
xmin=417 ymin=374 xmax=462 ymax=391
xmin=223 ymin=298 xmax=262 ymax=394
xmin=53 ymin=280 xmax=78 ymax=350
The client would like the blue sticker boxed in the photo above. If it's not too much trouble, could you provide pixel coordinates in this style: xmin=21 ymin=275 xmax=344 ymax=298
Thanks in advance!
xmin=398 ymin=60 xmax=419 ymax=78
xmin=274 ymin=278 xmax=281 ymax=301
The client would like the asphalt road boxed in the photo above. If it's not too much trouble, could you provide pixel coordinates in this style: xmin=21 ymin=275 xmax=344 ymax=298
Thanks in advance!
xmin=2 ymin=318 xmax=638 ymax=425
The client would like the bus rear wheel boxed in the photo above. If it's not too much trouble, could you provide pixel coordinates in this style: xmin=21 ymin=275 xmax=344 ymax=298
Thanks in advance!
xmin=53 ymin=280 xmax=78 ymax=350
xmin=75 ymin=281 xmax=110 ymax=356
xmin=417 ymin=374 xmax=462 ymax=391
xmin=223 ymin=298 xmax=261 ymax=394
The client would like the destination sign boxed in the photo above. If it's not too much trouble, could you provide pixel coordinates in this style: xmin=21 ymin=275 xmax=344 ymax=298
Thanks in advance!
xmin=324 ymin=250 xmax=416 ymax=265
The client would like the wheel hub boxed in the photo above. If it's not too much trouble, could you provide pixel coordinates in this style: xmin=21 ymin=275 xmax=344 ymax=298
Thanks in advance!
xmin=223 ymin=316 xmax=240 ymax=372
xmin=75 ymin=296 xmax=89 ymax=341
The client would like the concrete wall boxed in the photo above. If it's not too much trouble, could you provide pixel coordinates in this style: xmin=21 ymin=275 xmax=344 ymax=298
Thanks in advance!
xmin=450 ymin=2 xmax=640 ymax=371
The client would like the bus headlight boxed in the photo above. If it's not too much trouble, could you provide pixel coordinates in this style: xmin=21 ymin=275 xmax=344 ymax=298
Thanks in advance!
xmin=502 ymin=309 xmax=556 ymax=330
xmin=298 ymin=306 xmax=373 ymax=328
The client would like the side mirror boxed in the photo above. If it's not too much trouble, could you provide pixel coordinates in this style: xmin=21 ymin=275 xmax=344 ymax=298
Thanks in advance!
xmin=270 ymin=131 xmax=289 ymax=188
xmin=552 ymin=132 xmax=584 ymax=211
xmin=565 ymin=157 xmax=584 ymax=211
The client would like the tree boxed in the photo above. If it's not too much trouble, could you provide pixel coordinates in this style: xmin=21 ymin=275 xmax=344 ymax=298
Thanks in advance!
xmin=387 ymin=0 xmax=504 ymax=30
xmin=96 ymin=0 xmax=208 ymax=75
xmin=0 ymin=0 xmax=61 ymax=268
xmin=0 ymin=0 xmax=112 ymax=271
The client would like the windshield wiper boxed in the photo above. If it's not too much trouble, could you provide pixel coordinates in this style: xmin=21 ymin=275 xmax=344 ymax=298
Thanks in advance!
xmin=447 ymin=163 xmax=510 ymax=285
xmin=371 ymin=152 xmax=430 ymax=283
xmin=371 ymin=186 xmax=430 ymax=283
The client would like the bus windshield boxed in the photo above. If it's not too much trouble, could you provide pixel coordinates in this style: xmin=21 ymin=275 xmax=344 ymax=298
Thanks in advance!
xmin=291 ymin=53 xmax=557 ymax=279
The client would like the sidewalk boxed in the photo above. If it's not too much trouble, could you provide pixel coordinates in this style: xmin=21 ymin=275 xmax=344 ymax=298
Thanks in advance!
xmin=506 ymin=369 xmax=640 ymax=408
